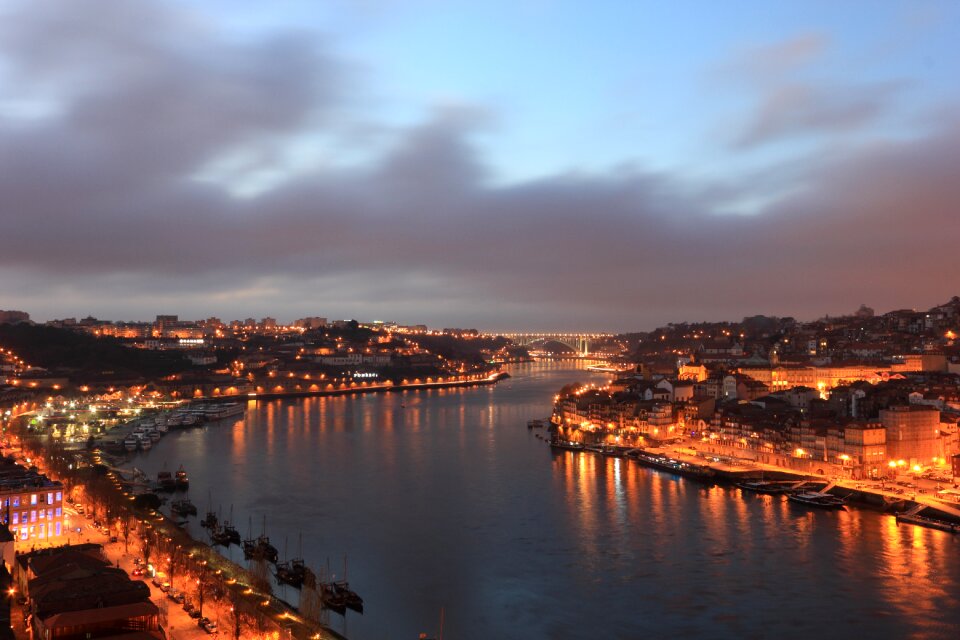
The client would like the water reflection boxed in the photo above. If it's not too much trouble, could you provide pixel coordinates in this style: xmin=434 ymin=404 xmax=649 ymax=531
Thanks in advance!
xmin=131 ymin=362 xmax=960 ymax=640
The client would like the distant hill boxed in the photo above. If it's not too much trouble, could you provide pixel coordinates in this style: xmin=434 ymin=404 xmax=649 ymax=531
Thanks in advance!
xmin=0 ymin=323 xmax=190 ymax=382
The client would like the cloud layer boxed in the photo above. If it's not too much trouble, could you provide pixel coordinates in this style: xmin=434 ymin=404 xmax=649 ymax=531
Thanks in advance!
xmin=0 ymin=1 xmax=957 ymax=330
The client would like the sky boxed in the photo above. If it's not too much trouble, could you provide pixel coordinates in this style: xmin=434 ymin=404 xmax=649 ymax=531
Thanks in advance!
xmin=1 ymin=0 xmax=958 ymax=332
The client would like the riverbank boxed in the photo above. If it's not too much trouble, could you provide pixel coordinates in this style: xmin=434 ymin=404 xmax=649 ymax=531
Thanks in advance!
xmin=545 ymin=437 xmax=960 ymax=531
xmin=201 ymin=371 xmax=510 ymax=403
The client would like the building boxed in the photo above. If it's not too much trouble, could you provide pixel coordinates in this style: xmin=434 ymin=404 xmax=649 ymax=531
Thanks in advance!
xmin=295 ymin=317 xmax=327 ymax=330
xmin=153 ymin=314 xmax=178 ymax=336
xmin=0 ymin=456 xmax=64 ymax=544
xmin=0 ymin=310 xmax=30 ymax=325
xmin=17 ymin=544 xmax=161 ymax=639
xmin=880 ymin=405 xmax=941 ymax=465
xmin=827 ymin=420 xmax=887 ymax=479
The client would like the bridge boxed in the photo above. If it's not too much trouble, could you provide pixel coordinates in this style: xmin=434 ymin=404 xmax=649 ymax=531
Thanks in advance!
xmin=493 ymin=333 xmax=614 ymax=356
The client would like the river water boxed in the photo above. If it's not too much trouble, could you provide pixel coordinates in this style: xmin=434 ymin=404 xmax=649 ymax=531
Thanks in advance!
xmin=131 ymin=361 xmax=960 ymax=639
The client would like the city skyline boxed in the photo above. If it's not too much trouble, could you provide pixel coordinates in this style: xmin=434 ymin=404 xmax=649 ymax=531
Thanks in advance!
xmin=3 ymin=294 xmax=957 ymax=336
xmin=2 ymin=0 xmax=959 ymax=330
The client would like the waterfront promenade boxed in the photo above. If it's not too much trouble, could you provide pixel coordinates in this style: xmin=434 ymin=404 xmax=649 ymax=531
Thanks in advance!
xmin=2 ymin=442 xmax=343 ymax=640
xmin=637 ymin=438 xmax=960 ymax=521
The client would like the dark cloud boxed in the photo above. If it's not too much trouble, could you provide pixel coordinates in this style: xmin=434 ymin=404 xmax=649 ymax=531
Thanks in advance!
xmin=0 ymin=1 xmax=956 ymax=330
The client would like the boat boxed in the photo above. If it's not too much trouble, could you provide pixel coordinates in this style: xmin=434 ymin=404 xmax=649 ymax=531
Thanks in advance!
xmin=244 ymin=535 xmax=279 ymax=563
xmin=787 ymin=491 xmax=846 ymax=510
xmin=320 ymin=582 xmax=347 ymax=615
xmin=210 ymin=525 xmax=232 ymax=546
xmin=201 ymin=490 xmax=218 ymax=529
xmin=147 ymin=429 xmax=162 ymax=443
xmin=201 ymin=511 xmax=218 ymax=529
xmin=171 ymin=499 xmax=197 ymax=516
xmin=630 ymin=449 xmax=717 ymax=481
xmin=137 ymin=436 xmax=152 ymax=451
xmin=243 ymin=516 xmax=279 ymax=563
xmin=276 ymin=558 xmax=306 ymax=588
xmin=736 ymin=480 xmax=791 ymax=495
xmin=123 ymin=437 xmax=139 ymax=452
xmin=276 ymin=534 xmax=308 ymax=588
xmin=175 ymin=465 xmax=189 ymax=490
xmin=157 ymin=470 xmax=176 ymax=492
xmin=333 ymin=580 xmax=363 ymax=613
xmin=549 ymin=438 xmax=584 ymax=452
xmin=527 ymin=419 xmax=546 ymax=429
xmin=223 ymin=522 xmax=241 ymax=545
xmin=895 ymin=512 xmax=960 ymax=533
xmin=331 ymin=555 xmax=362 ymax=612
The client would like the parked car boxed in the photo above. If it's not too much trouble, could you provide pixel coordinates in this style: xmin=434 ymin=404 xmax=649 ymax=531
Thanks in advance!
xmin=201 ymin=620 xmax=217 ymax=634
xmin=159 ymin=582 xmax=171 ymax=593
xmin=189 ymin=609 xmax=202 ymax=619
xmin=131 ymin=567 xmax=144 ymax=577
xmin=151 ymin=576 xmax=162 ymax=588
xmin=109 ymin=535 xmax=118 ymax=543
xmin=172 ymin=592 xmax=185 ymax=604
xmin=182 ymin=601 xmax=195 ymax=613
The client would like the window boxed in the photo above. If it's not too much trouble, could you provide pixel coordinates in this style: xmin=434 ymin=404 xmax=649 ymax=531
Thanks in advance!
xmin=55 ymin=522 xmax=61 ymax=536
xmin=56 ymin=491 xmax=62 ymax=502
xmin=30 ymin=494 xmax=37 ymax=505
xmin=11 ymin=514 xmax=17 ymax=525
xmin=39 ymin=524 xmax=45 ymax=539
xmin=30 ymin=510 xmax=36 ymax=523
xmin=12 ymin=497 xmax=19 ymax=507
xmin=55 ymin=507 xmax=62 ymax=517
xmin=19 ymin=529 xmax=27 ymax=541
xmin=47 ymin=493 xmax=53 ymax=504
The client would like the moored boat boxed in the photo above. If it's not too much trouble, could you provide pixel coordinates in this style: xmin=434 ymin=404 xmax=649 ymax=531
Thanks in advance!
xmin=175 ymin=465 xmax=189 ymax=490
xmin=788 ymin=491 xmax=846 ymax=510
xmin=210 ymin=525 xmax=232 ymax=546
xmin=276 ymin=558 xmax=306 ymax=588
xmin=630 ymin=449 xmax=717 ymax=482
xmin=320 ymin=582 xmax=347 ymax=615
xmin=157 ymin=470 xmax=176 ymax=492
xmin=333 ymin=580 xmax=363 ymax=612
xmin=171 ymin=499 xmax=197 ymax=516
xmin=895 ymin=512 xmax=960 ymax=533
xmin=737 ymin=480 xmax=791 ymax=495
xmin=243 ymin=535 xmax=280 ymax=563
xmin=223 ymin=522 xmax=241 ymax=545
xmin=549 ymin=438 xmax=584 ymax=452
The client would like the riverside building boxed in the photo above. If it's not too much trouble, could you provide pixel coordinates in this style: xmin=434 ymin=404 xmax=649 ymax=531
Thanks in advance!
xmin=0 ymin=456 xmax=64 ymax=544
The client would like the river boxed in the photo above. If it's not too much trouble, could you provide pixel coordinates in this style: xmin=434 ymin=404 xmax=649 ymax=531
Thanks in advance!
xmin=130 ymin=361 xmax=960 ymax=639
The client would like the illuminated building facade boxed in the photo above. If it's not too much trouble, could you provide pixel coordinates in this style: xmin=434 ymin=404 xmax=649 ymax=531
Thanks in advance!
xmin=0 ymin=458 xmax=65 ymax=544
xmin=880 ymin=405 xmax=942 ymax=465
